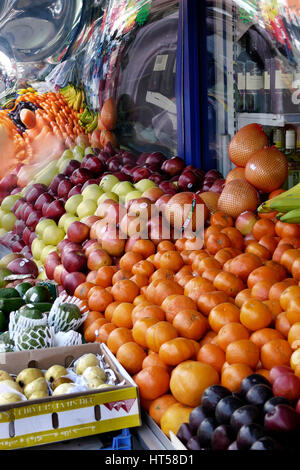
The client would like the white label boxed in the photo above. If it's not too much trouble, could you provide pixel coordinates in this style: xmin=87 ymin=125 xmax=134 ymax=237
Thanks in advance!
xmin=275 ymin=70 xmax=293 ymax=89
xmin=286 ymin=131 xmax=296 ymax=149
xmin=154 ymin=54 xmax=168 ymax=72
xmin=246 ymin=73 xmax=263 ymax=90
xmin=264 ymin=71 xmax=271 ymax=90
xmin=238 ymin=73 xmax=246 ymax=90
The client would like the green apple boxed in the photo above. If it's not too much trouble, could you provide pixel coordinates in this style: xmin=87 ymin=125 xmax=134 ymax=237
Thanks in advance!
xmin=112 ymin=181 xmax=134 ymax=198
xmin=1 ymin=213 xmax=16 ymax=231
xmin=60 ymin=149 xmax=74 ymax=161
xmin=82 ymin=184 xmax=104 ymax=201
xmin=124 ymin=190 xmax=143 ymax=204
xmin=40 ymin=245 xmax=58 ymax=263
xmin=98 ymin=192 xmax=119 ymax=204
xmin=99 ymin=174 xmax=119 ymax=192
xmin=0 ymin=208 xmax=7 ymax=221
xmin=42 ymin=225 xmax=65 ymax=246
xmin=77 ymin=199 xmax=98 ymax=219
xmin=65 ymin=194 xmax=83 ymax=215
xmin=58 ymin=213 xmax=72 ymax=229
xmin=36 ymin=219 xmax=57 ymax=238
xmin=134 ymin=179 xmax=157 ymax=192
xmin=72 ymin=145 xmax=84 ymax=162
xmin=34 ymin=161 xmax=58 ymax=186
xmin=84 ymin=147 xmax=95 ymax=155
xmin=31 ymin=238 xmax=46 ymax=261
xmin=63 ymin=215 xmax=79 ymax=233
xmin=58 ymin=158 xmax=72 ymax=174
xmin=0 ymin=228 xmax=7 ymax=237
xmin=1 ymin=194 xmax=20 ymax=212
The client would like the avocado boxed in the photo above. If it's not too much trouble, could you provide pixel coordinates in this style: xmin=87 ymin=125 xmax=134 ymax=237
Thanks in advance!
xmin=15 ymin=282 xmax=33 ymax=297
xmin=24 ymin=286 xmax=51 ymax=304
xmin=0 ymin=288 xmax=20 ymax=299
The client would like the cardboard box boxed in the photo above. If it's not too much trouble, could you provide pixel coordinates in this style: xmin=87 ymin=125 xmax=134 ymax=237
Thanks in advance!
xmin=0 ymin=343 xmax=141 ymax=449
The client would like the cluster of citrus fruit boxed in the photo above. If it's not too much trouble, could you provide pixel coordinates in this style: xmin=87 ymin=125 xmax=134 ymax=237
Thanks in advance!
xmin=73 ymin=206 xmax=300 ymax=435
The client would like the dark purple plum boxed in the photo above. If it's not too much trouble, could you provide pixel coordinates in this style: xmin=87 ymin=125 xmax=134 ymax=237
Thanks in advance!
xmin=189 ymin=406 xmax=212 ymax=434
xmin=250 ymin=437 xmax=281 ymax=450
xmin=186 ymin=436 xmax=202 ymax=450
xmin=246 ymin=384 xmax=274 ymax=407
xmin=230 ymin=405 xmax=261 ymax=433
xmin=236 ymin=424 xmax=265 ymax=450
xmin=201 ymin=385 xmax=231 ymax=415
xmin=211 ymin=425 xmax=235 ymax=450
xmin=263 ymin=396 xmax=291 ymax=415
xmin=241 ymin=373 xmax=271 ymax=396
xmin=215 ymin=395 xmax=244 ymax=424
xmin=197 ymin=417 xmax=218 ymax=448
xmin=176 ymin=423 xmax=193 ymax=445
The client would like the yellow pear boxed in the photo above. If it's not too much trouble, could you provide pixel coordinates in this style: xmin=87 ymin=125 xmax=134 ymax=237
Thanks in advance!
xmin=45 ymin=365 xmax=68 ymax=383
xmin=75 ymin=354 xmax=99 ymax=375
xmin=24 ymin=377 xmax=48 ymax=399
xmin=16 ymin=368 xmax=44 ymax=388
xmin=82 ymin=366 xmax=106 ymax=383
xmin=52 ymin=383 xmax=77 ymax=396
xmin=0 ymin=393 xmax=23 ymax=405
xmin=0 ymin=380 xmax=22 ymax=394
xmin=0 ymin=371 xmax=13 ymax=382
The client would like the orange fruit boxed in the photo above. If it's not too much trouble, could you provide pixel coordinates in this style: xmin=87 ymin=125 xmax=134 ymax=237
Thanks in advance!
xmin=145 ymin=321 xmax=178 ymax=353
xmin=173 ymin=310 xmax=208 ymax=340
xmin=111 ymin=279 xmax=140 ymax=302
xmin=250 ymin=328 xmax=284 ymax=349
xmin=132 ymin=317 xmax=160 ymax=348
xmin=251 ymin=279 xmax=275 ymax=301
xmin=104 ymin=301 xmax=122 ymax=322
xmin=83 ymin=318 xmax=108 ymax=343
xmin=252 ymin=219 xmax=276 ymax=240
xmin=210 ymin=211 xmax=234 ymax=228
xmin=116 ymin=342 xmax=147 ymax=375
xmin=240 ymin=299 xmax=273 ymax=331
xmin=184 ymin=277 xmax=214 ymax=303
xmin=199 ymin=331 xmax=218 ymax=348
xmin=208 ymin=302 xmax=240 ymax=332
xmin=134 ymin=366 xmax=170 ymax=400
xmin=132 ymin=304 xmax=165 ymax=325
xmin=221 ymin=363 xmax=253 ymax=392
xmin=120 ymin=251 xmax=144 ymax=273
xmin=280 ymin=285 xmax=300 ymax=311
xmin=213 ymin=271 xmax=245 ymax=297
xmin=150 ymin=268 xmax=174 ymax=282
xmin=149 ymin=394 xmax=178 ymax=426
xmin=111 ymin=302 xmax=134 ymax=329
xmin=142 ymin=352 xmax=170 ymax=371
xmin=275 ymin=312 xmax=291 ymax=338
xmin=74 ymin=282 xmax=94 ymax=300
xmin=159 ymin=251 xmax=184 ymax=272
xmin=107 ymin=327 xmax=133 ymax=354
xmin=95 ymin=323 xmax=117 ymax=344
xmin=161 ymin=294 xmax=197 ymax=323
xmin=197 ymin=343 xmax=226 ymax=373
xmin=132 ymin=260 xmax=155 ymax=278
xmin=226 ymin=339 xmax=260 ymax=369
xmin=235 ymin=288 xmax=252 ymax=308
xmin=197 ymin=291 xmax=230 ymax=316
xmin=95 ymin=266 xmax=118 ymax=288
xmin=217 ymin=322 xmax=250 ymax=352
xmin=287 ymin=322 xmax=300 ymax=350
xmin=132 ymin=239 xmax=156 ymax=258
xmin=87 ymin=286 xmax=114 ymax=312
xmin=260 ymin=339 xmax=292 ymax=370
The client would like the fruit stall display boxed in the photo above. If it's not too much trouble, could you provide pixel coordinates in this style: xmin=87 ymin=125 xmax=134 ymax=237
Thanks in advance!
xmin=2 ymin=86 xmax=300 ymax=451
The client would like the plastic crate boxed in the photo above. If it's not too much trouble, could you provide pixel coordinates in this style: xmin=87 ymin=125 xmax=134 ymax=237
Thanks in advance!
xmin=102 ymin=429 xmax=132 ymax=450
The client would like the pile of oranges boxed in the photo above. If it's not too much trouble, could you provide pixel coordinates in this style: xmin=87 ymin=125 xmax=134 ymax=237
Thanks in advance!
xmin=74 ymin=208 xmax=300 ymax=434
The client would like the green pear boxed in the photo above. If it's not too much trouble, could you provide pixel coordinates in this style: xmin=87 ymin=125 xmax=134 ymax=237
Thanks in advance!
xmin=16 ymin=368 xmax=44 ymax=388
xmin=0 ymin=393 xmax=23 ymax=405
xmin=53 ymin=383 xmax=77 ymax=396
xmin=45 ymin=365 xmax=68 ymax=383
xmin=83 ymin=366 xmax=106 ymax=383
xmin=75 ymin=354 xmax=99 ymax=375
xmin=24 ymin=377 xmax=48 ymax=399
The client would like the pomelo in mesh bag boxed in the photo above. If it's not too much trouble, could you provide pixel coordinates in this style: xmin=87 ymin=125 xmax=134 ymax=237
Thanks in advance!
xmin=245 ymin=146 xmax=288 ymax=193
xmin=198 ymin=191 xmax=220 ymax=214
xmin=225 ymin=167 xmax=246 ymax=184
xmin=228 ymin=124 xmax=269 ymax=167
xmin=217 ymin=179 xmax=258 ymax=219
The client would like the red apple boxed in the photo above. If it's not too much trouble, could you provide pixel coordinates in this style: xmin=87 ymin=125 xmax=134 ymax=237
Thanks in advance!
xmin=148 ymin=215 xmax=170 ymax=245
xmin=142 ymin=188 xmax=165 ymax=203
xmin=111 ymin=172 xmax=130 ymax=182
xmin=119 ymin=213 xmax=141 ymax=238
xmin=22 ymin=227 xmax=33 ymax=245
xmin=210 ymin=178 xmax=226 ymax=194
xmin=14 ymin=219 xmax=26 ymax=236
xmin=44 ymin=251 xmax=61 ymax=280
xmin=49 ymin=174 xmax=67 ymax=195
xmin=67 ymin=221 xmax=90 ymax=243
xmin=159 ymin=181 xmax=177 ymax=195
xmin=82 ymin=156 xmax=104 ymax=175
xmin=101 ymin=229 xmax=126 ymax=257
xmin=26 ymin=210 xmax=42 ymax=230
xmin=62 ymin=250 xmax=87 ymax=273
xmin=155 ymin=194 xmax=173 ymax=209
xmin=7 ymin=257 xmax=38 ymax=278
xmin=35 ymin=192 xmax=54 ymax=211
xmin=58 ymin=239 xmax=71 ymax=254
xmin=178 ymin=170 xmax=199 ymax=191
xmin=80 ymin=215 xmax=101 ymax=228
xmin=70 ymin=168 xmax=94 ymax=186
xmin=87 ymin=249 xmax=112 ymax=271
xmin=21 ymin=246 xmax=32 ymax=259
xmin=205 ymin=169 xmax=223 ymax=180
xmin=63 ymin=159 xmax=81 ymax=177
xmin=146 ymin=152 xmax=166 ymax=167
xmin=68 ymin=184 xmax=83 ymax=198
xmin=137 ymin=153 xmax=149 ymax=165
xmin=13 ymin=197 xmax=26 ymax=215
xmin=96 ymin=200 xmax=125 ymax=226
xmin=44 ymin=199 xmax=66 ymax=221
xmin=162 ymin=156 xmax=185 ymax=176
xmin=126 ymin=197 xmax=152 ymax=218
xmin=25 ymin=184 xmax=47 ymax=204
xmin=23 ymin=203 xmax=35 ymax=223
xmin=84 ymin=241 xmax=103 ymax=257
xmin=148 ymin=173 xmax=165 ymax=185
xmin=97 ymin=151 xmax=110 ymax=165
xmin=81 ymin=179 xmax=99 ymax=191
xmin=269 ymin=366 xmax=294 ymax=385
xmin=0 ymin=174 xmax=18 ymax=192
xmin=132 ymin=167 xmax=151 ymax=183
xmin=61 ymin=242 xmax=83 ymax=259
xmin=235 ymin=211 xmax=258 ymax=236
xmin=29 ymin=231 xmax=37 ymax=245
xmin=103 ymin=142 xmax=116 ymax=157
xmin=53 ymin=264 xmax=65 ymax=284
xmin=273 ymin=374 xmax=300 ymax=401
xmin=125 ymin=235 xmax=141 ymax=253
xmin=107 ymin=156 xmax=122 ymax=172
xmin=122 ymin=163 xmax=135 ymax=176
xmin=122 ymin=153 xmax=136 ymax=166
xmin=57 ymin=179 xmax=73 ymax=198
